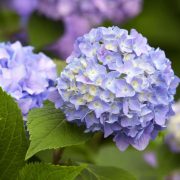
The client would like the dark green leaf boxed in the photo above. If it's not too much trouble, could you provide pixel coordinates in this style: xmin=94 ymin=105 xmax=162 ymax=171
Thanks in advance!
xmin=26 ymin=102 xmax=91 ymax=160
xmin=18 ymin=163 xmax=86 ymax=180
xmin=0 ymin=88 xmax=27 ymax=180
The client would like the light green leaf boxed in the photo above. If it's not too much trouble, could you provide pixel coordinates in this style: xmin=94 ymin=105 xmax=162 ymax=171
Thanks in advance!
xmin=77 ymin=164 xmax=136 ymax=180
xmin=28 ymin=13 xmax=63 ymax=49
xmin=18 ymin=163 xmax=86 ymax=180
xmin=26 ymin=102 xmax=91 ymax=160
xmin=0 ymin=88 xmax=27 ymax=180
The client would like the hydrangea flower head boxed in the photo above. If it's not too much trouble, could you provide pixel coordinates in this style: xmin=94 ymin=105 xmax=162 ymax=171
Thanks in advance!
xmin=0 ymin=41 xmax=57 ymax=116
xmin=38 ymin=0 xmax=142 ymax=23
xmin=166 ymin=101 xmax=180 ymax=152
xmin=54 ymin=26 xmax=179 ymax=151
xmin=37 ymin=0 xmax=142 ymax=58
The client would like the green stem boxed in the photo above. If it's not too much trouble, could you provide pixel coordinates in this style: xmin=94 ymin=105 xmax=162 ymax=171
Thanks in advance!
xmin=52 ymin=148 xmax=64 ymax=165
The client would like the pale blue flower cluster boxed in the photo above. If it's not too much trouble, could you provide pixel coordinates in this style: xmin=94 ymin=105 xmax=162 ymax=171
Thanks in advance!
xmin=0 ymin=41 xmax=57 ymax=116
xmin=54 ymin=27 xmax=179 ymax=151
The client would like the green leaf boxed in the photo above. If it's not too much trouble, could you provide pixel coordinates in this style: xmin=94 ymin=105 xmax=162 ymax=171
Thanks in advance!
xmin=18 ymin=163 xmax=86 ymax=180
xmin=77 ymin=164 xmax=136 ymax=180
xmin=28 ymin=13 xmax=63 ymax=49
xmin=0 ymin=88 xmax=27 ymax=180
xmin=26 ymin=102 xmax=91 ymax=160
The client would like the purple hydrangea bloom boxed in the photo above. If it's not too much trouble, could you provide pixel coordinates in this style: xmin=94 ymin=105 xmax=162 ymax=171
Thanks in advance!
xmin=0 ymin=41 xmax=57 ymax=117
xmin=38 ymin=0 xmax=103 ymax=22
xmin=38 ymin=0 xmax=142 ymax=23
xmin=166 ymin=101 xmax=180 ymax=152
xmin=52 ymin=26 xmax=179 ymax=151
xmin=37 ymin=0 xmax=142 ymax=59
xmin=93 ymin=0 xmax=142 ymax=23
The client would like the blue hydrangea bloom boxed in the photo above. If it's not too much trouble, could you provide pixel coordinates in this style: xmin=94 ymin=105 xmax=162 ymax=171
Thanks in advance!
xmin=53 ymin=27 xmax=179 ymax=151
xmin=0 ymin=41 xmax=57 ymax=117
